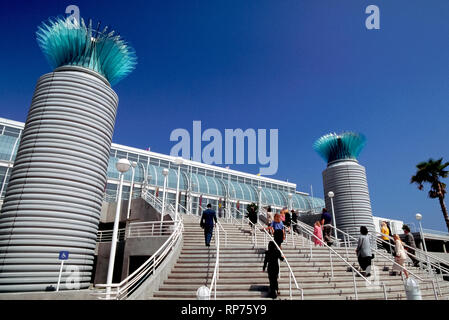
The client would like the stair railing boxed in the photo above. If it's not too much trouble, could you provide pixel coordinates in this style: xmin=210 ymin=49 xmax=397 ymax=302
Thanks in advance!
xmin=370 ymin=229 xmax=449 ymax=278
xmin=332 ymin=225 xmax=440 ymax=300
xmin=291 ymin=221 xmax=372 ymax=300
xmin=97 ymin=228 xmax=126 ymax=242
xmin=93 ymin=216 xmax=184 ymax=299
xmin=231 ymin=208 xmax=304 ymax=300
xmin=367 ymin=229 xmax=449 ymax=297
xmin=196 ymin=205 xmax=222 ymax=299
xmin=209 ymin=221 xmax=220 ymax=300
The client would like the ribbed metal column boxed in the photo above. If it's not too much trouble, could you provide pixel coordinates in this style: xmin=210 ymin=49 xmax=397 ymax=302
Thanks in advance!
xmin=323 ymin=159 xmax=375 ymax=241
xmin=0 ymin=66 xmax=118 ymax=292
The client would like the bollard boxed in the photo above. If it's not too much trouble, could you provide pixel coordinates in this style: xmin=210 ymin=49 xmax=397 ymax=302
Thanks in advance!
xmin=196 ymin=286 xmax=211 ymax=300
xmin=404 ymin=278 xmax=422 ymax=300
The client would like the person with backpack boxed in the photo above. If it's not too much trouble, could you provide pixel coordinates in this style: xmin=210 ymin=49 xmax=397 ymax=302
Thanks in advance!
xmin=263 ymin=241 xmax=284 ymax=299
xmin=269 ymin=213 xmax=285 ymax=248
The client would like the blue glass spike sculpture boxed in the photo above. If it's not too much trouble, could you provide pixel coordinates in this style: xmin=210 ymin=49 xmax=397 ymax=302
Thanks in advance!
xmin=36 ymin=16 xmax=137 ymax=85
xmin=313 ymin=132 xmax=366 ymax=164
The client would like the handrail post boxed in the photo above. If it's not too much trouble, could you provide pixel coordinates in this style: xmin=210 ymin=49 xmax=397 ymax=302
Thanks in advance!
xmin=290 ymin=227 xmax=293 ymax=247
xmin=345 ymin=234 xmax=349 ymax=261
xmin=302 ymin=227 xmax=305 ymax=246
xmin=289 ymin=272 xmax=292 ymax=300
xmin=329 ymin=250 xmax=334 ymax=278
xmin=432 ymin=280 xmax=438 ymax=300
xmin=352 ymin=269 xmax=358 ymax=300
xmin=309 ymin=234 xmax=312 ymax=259
xmin=264 ymin=232 xmax=267 ymax=248
xmin=382 ymin=282 xmax=388 ymax=300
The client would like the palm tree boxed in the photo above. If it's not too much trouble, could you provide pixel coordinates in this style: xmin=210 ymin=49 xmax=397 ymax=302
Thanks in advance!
xmin=411 ymin=158 xmax=449 ymax=233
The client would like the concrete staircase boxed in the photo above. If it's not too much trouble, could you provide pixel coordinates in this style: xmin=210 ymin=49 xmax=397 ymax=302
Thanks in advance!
xmin=152 ymin=215 xmax=449 ymax=300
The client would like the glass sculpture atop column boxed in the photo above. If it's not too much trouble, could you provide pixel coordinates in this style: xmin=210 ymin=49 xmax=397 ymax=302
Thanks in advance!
xmin=314 ymin=132 xmax=375 ymax=240
xmin=37 ymin=16 xmax=137 ymax=85
xmin=0 ymin=16 xmax=136 ymax=292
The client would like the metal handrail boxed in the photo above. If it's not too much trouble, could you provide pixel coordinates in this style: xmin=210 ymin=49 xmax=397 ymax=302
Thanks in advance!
xmin=368 ymin=229 xmax=449 ymax=289
xmin=268 ymin=210 xmax=341 ymax=246
xmin=127 ymin=220 xmax=176 ymax=238
xmin=93 ymin=216 xmax=184 ymax=299
xmin=142 ymin=189 xmax=178 ymax=221
xmin=209 ymin=221 xmax=220 ymax=300
xmin=196 ymin=205 xmax=221 ymax=299
xmin=371 ymin=229 xmax=449 ymax=271
xmin=97 ymin=228 xmax=126 ymax=242
xmin=332 ymin=225 xmax=441 ymax=299
xmin=291 ymin=220 xmax=373 ymax=300
xmin=232 ymin=208 xmax=304 ymax=300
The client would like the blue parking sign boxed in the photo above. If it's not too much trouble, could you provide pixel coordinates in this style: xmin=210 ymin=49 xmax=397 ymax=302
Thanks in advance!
xmin=59 ymin=251 xmax=69 ymax=260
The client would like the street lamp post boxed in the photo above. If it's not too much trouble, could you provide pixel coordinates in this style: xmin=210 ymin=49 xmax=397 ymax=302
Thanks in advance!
xmin=126 ymin=161 xmax=137 ymax=220
xmin=328 ymin=191 xmax=338 ymax=245
xmin=161 ymin=168 xmax=169 ymax=231
xmin=173 ymin=157 xmax=184 ymax=222
xmin=416 ymin=213 xmax=431 ymax=270
xmin=106 ymin=158 xmax=131 ymax=297
xmin=288 ymin=193 xmax=293 ymax=211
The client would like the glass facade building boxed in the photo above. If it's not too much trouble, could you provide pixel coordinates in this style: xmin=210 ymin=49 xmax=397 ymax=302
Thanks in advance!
xmin=0 ymin=117 xmax=324 ymax=217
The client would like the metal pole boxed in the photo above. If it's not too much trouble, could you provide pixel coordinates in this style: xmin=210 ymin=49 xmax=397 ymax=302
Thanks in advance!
xmin=309 ymin=234 xmax=312 ymax=258
xmin=352 ymin=269 xmax=358 ymax=300
xmin=56 ymin=260 xmax=65 ymax=292
xmin=329 ymin=250 xmax=334 ymax=278
xmin=289 ymin=272 xmax=292 ymax=300
xmin=418 ymin=221 xmax=431 ymax=272
xmin=175 ymin=164 xmax=181 ymax=222
xmin=345 ymin=234 xmax=349 ymax=261
xmin=330 ymin=197 xmax=338 ymax=245
xmin=106 ymin=172 xmax=125 ymax=296
xmin=161 ymin=173 xmax=168 ymax=232
xmin=126 ymin=165 xmax=135 ymax=220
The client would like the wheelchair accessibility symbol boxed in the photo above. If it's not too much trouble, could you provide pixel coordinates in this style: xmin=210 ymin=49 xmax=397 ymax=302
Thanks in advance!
xmin=59 ymin=251 xmax=69 ymax=260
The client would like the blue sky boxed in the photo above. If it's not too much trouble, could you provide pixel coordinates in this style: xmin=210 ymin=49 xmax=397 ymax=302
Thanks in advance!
xmin=1 ymin=1 xmax=449 ymax=231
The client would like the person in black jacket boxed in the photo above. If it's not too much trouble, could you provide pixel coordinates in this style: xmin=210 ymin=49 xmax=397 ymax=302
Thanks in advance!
xmin=284 ymin=210 xmax=292 ymax=232
xmin=200 ymin=204 xmax=217 ymax=247
xmin=263 ymin=241 xmax=284 ymax=299
xmin=291 ymin=210 xmax=298 ymax=233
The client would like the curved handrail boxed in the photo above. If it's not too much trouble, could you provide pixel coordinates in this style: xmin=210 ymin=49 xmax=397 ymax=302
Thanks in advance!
xmin=290 ymin=220 xmax=373 ymax=300
xmin=209 ymin=223 xmax=220 ymax=300
xmin=371 ymin=229 xmax=449 ymax=270
xmin=329 ymin=225 xmax=440 ymax=299
xmin=197 ymin=205 xmax=222 ymax=299
xmin=94 ymin=216 xmax=184 ymax=299
xmin=368 ymin=229 xmax=449 ymax=288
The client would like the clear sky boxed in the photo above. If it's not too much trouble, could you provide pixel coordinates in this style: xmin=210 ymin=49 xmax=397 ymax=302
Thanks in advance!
xmin=1 ymin=1 xmax=449 ymax=231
